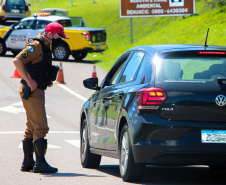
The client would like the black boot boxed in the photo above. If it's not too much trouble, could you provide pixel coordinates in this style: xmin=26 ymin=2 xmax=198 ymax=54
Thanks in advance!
xmin=33 ymin=138 xmax=58 ymax=173
xmin=21 ymin=138 xmax=35 ymax=172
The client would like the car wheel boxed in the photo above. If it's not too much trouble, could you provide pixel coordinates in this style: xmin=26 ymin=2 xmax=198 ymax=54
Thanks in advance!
xmin=80 ymin=119 xmax=101 ymax=168
xmin=0 ymin=39 xmax=6 ymax=56
xmin=52 ymin=42 xmax=70 ymax=61
xmin=72 ymin=51 xmax=87 ymax=61
xmin=119 ymin=124 xmax=145 ymax=182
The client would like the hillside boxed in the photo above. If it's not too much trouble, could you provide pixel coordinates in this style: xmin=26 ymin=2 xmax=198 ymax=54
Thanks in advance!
xmin=29 ymin=0 xmax=226 ymax=70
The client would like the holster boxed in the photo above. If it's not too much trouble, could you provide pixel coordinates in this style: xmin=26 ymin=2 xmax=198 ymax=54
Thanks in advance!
xmin=21 ymin=79 xmax=32 ymax=100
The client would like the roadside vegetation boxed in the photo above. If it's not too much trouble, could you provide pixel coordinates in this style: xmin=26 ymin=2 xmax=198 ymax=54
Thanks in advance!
xmin=29 ymin=0 xmax=226 ymax=71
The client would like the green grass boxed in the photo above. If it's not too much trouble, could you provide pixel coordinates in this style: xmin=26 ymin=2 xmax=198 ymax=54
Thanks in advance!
xmin=29 ymin=0 xmax=226 ymax=71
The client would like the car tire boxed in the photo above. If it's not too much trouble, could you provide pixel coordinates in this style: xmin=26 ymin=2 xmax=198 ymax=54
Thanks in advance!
xmin=119 ymin=124 xmax=145 ymax=182
xmin=0 ymin=39 xmax=6 ymax=56
xmin=80 ymin=119 xmax=101 ymax=168
xmin=72 ymin=51 xmax=87 ymax=61
xmin=52 ymin=42 xmax=70 ymax=61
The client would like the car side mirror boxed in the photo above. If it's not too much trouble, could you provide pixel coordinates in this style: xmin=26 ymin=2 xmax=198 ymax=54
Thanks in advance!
xmin=83 ymin=77 xmax=101 ymax=90
xmin=11 ymin=22 xmax=19 ymax=29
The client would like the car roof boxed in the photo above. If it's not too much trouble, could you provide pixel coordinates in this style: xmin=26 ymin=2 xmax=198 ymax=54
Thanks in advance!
xmin=21 ymin=15 xmax=70 ymax=22
xmin=39 ymin=8 xmax=69 ymax=16
xmin=130 ymin=44 xmax=226 ymax=53
xmin=39 ymin=8 xmax=68 ymax=12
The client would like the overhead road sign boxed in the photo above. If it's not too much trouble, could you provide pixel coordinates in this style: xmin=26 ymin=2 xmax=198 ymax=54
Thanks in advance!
xmin=120 ymin=0 xmax=195 ymax=18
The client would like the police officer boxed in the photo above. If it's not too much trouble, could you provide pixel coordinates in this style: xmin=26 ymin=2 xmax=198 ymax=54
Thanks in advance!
xmin=13 ymin=22 xmax=69 ymax=173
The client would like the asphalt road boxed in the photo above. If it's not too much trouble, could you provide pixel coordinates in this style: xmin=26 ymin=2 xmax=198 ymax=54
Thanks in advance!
xmin=0 ymin=52 xmax=226 ymax=185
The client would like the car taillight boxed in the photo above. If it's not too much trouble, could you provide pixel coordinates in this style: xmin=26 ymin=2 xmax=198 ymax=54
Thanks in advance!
xmin=82 ymin=33 xmax=90 ymax=41
xmin=199 ymin=51 xmax=225 ymax=55
xmin=136 ymin=88 xmax=167 ymax=110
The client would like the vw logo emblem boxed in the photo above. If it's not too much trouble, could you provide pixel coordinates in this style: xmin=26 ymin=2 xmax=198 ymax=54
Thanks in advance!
xmin=215 ymin=95 xmax=226 ymax=106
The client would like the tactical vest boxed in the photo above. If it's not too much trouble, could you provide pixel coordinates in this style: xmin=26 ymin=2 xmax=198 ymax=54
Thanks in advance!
xmin=25 ymin=37 xmax=52 ymax=90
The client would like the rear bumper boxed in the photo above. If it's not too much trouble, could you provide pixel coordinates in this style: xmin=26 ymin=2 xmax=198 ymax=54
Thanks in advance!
xmin=85 ymin=43 xmax=108 ymax=53
xmin=1 ymin=15 xmax=25 ymax=21
xmin=131 ymin=115 xmax=226 ymax=165
xmin=133 ymin=144 xmax=226 ymax=165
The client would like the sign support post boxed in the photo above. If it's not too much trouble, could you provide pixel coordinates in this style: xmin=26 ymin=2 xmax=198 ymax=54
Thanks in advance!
xmin=130 ymin=18 xmax=133 ymax=44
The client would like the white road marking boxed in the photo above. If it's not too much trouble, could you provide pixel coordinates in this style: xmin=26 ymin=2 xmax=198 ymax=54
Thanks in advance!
xmin=18 ymin=142 xmax=62 ymax=148
xmin=18 ymin=139 xmax=81 ymax=149
xmin=12 ymin=102 xmax=23 ymax=106
xmin=57 ymin=84 xmax=87 ymax=102
xmin=0 ymin=105 xmax=25 ymax=114
xmin=49 ymin=131 xmax=79 ymax=134
xmin=1 ymin=85 xmax=87 ymax=114
xmin=65 ymin=140 xmax=80 ymax=148
xmin=0 ymin=131 xmax=79 ymax=134
xmin=18 ymin=142 xmax=22 ymax=148
xmin=0 ymin=101 xmax=51 ymax=118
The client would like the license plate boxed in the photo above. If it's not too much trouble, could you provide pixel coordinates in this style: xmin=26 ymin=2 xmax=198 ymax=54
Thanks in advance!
xmin=11 ymin=9 xmax=20 ymax=13
xmin=201 ymin=130 xmax=226 ymax=143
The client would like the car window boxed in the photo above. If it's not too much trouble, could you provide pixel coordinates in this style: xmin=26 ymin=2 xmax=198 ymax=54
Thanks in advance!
xmin=102 ymin=53 xmax=131 ymax=87
xmin=36 ymin=20 xmax=51 ymax=29
xmin=57 ymin=19 xmax=72 ymax=27
xmin=14 ymin=20 xmax=35 ymax=29
xmin=118 ymin=51 xmax=144 ymax=83
xmin=6 ymin=0 xmax=25 ymax=5
xmin=70 ymin=17 xmax=85 ymax=27
xmin=155 ymin=57 xmax=226 ymax=83
xmin=110 ymin=62 xmax=125 ymax=85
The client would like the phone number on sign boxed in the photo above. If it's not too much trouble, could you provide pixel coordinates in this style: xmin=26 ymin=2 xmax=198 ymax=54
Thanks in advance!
xmin=151 ymin=8 xmax=188 ymax=14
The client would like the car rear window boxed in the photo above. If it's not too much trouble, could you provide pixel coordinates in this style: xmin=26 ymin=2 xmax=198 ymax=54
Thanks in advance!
xmin=57 ymin=19 xmax=72 ymax=27
xmin=70 ymin=17 xmax=84 ymax=27
xmin=6 ymin=0 xmax=25 ymax=5
xmin=155 ymin=53 xmax=226 ymax=90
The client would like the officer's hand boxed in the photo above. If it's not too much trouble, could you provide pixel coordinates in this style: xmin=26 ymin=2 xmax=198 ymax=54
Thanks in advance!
xmin=27 ymin=79 xmax=38 ymax=92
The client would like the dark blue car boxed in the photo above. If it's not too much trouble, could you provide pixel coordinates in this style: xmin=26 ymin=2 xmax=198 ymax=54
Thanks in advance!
xmin=80 ymin=44 xmax=226 ymax=182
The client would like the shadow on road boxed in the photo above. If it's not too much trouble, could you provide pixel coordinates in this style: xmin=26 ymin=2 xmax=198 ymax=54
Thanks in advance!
xmin=96 ymin=165 xmax=120 ymax=178
xmin=142 ymin=165 xmax=226 ymax=185
xmin=94 ymin=165 xmax=226 ymax=185
xmin=43 ymin=172 xmax=106 ymax=178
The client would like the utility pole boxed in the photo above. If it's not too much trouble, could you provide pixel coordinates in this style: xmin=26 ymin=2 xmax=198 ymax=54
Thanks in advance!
xmin=71 ymin=0 xmax=73 ymax=6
